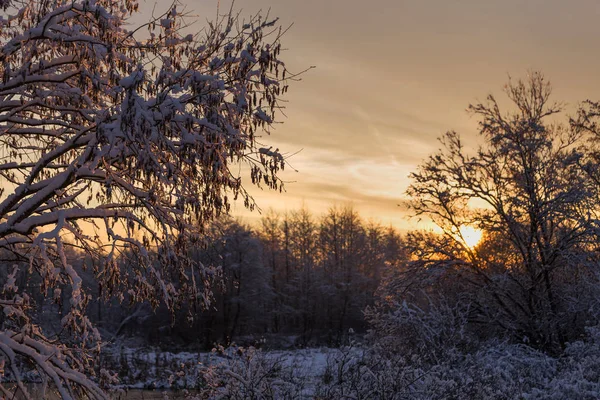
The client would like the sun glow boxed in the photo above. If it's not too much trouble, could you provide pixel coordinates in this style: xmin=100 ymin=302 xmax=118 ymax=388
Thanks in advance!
xmin=458 ymin=225 xmax=483 ymax=249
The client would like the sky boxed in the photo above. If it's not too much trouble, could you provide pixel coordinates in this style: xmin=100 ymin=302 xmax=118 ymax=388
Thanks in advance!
xmin=176 ymin=0 xmax=600 ymax=230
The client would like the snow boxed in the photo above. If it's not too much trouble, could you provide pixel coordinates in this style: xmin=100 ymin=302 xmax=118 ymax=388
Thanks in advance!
xmin=92 ymin=332 xmax=600 ymax=399
xmin=102 ymin=345 xmax=342 ymax=394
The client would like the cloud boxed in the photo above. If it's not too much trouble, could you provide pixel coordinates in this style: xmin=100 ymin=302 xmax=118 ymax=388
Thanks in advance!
xmin=235 ymin=178 xmax=414 ymax=230
xmin=233 ymin=147 xmax=421 ymax=229
xmin=214 ymin=0 xmax=600 ymax=231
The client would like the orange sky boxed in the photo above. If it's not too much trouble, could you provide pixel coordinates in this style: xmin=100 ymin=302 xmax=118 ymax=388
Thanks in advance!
xmin=178 ymin=0 xmax=600 ymax=230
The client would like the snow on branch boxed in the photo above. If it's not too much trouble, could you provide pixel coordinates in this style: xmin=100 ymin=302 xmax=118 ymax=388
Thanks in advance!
xmin=0 ymin=0 xmax=298 ymax=397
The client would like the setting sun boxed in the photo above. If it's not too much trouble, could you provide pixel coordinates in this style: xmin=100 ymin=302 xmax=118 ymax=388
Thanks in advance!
xmin=458 ymin=225 xmax=483 ymax=249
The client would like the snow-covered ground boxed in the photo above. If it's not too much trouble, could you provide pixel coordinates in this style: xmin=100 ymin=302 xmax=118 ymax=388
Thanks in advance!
xmin=102 ymin=344 xmax=357 ymax=397
xmin=101 ymin=335 xmax=600 ymax=400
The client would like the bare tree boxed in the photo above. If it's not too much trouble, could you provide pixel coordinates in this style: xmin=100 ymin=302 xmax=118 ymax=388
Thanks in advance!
xmin=405 ymin=72 xmax=600 ymax=351
xmin=318 ymin=206 xmax=376 ymax=343
xmin=0 ymin=0 xmax=300 ymax=397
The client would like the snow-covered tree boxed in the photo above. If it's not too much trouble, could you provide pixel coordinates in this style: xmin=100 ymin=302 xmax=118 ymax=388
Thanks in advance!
xmin=403 ymin=73 xmax=600 ymax=351
xmin=0 ymin=0 xmax=297 ymax=397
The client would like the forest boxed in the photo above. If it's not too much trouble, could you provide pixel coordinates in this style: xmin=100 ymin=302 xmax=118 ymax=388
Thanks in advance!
xmin=25 ymin=206 xmax=404 ymax=349
xmin=1 ymin=0 xmax=600 ymax=398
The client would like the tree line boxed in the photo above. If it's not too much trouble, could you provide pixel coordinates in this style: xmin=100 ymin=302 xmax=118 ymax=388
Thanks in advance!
xmin=81 ymin=206 xmax=405 ymax=349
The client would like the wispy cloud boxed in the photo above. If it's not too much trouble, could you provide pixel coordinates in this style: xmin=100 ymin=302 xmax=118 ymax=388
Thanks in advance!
xmin=208 ymin=0 xmax=600 ymax=230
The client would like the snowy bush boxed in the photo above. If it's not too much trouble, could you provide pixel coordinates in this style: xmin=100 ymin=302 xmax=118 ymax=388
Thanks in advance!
xmin=91 ymin=330 xmax=600 ymax=399
xmin=365 ymin=295 xmax=478 ymax=364
xmin=197 ymin=345 xmax=307 ymax=400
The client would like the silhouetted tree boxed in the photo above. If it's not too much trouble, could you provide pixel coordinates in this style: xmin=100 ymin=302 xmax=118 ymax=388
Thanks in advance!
xmin=403 ymin=72 xmax=600 ymax=351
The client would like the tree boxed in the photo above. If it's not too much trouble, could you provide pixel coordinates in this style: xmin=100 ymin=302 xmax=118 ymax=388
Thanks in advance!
xmin=404 ymin=73 xmax=600 ymax=351
xmin=318 ymin=206 xmax=376 ymax=343
xmin=0 ymin=0 xmax=298 ymax=397
xmin=212 ymin=218 xmax=273 ymax=342
xmin=287 ymin=207 xmax=319 ymax=344
xmin=258 ymin=209 xmax=286 ymax=333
